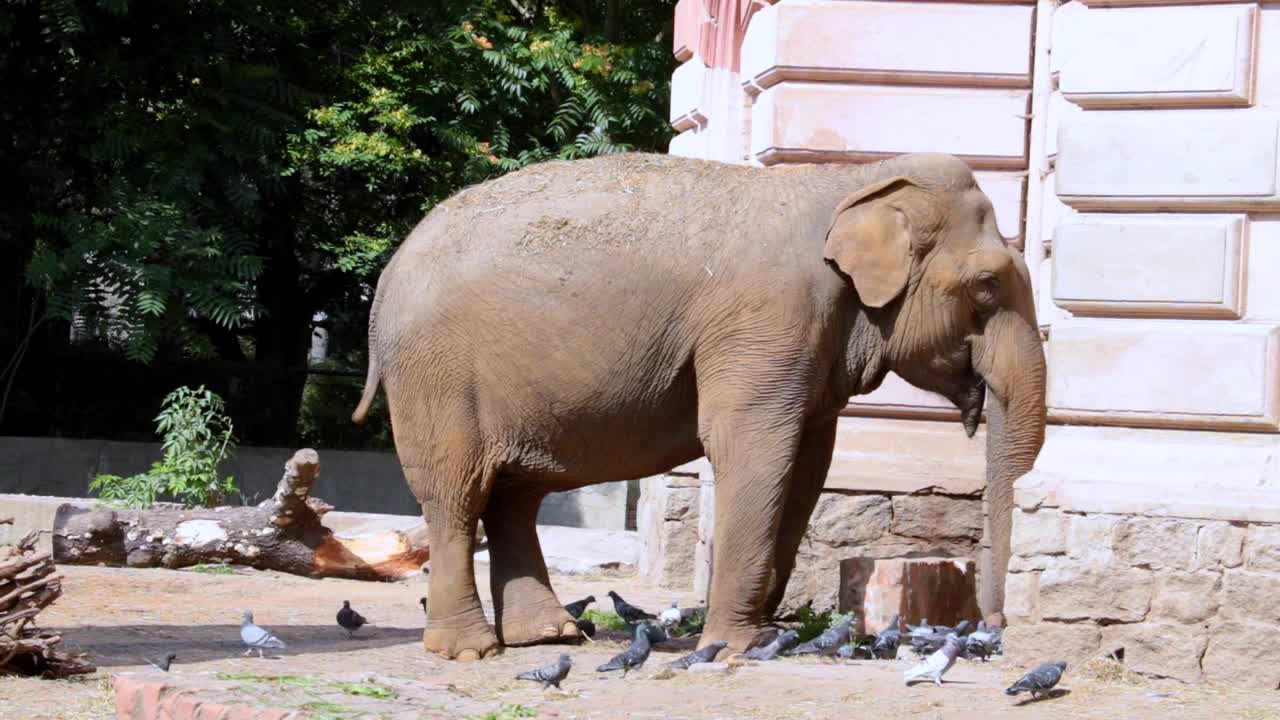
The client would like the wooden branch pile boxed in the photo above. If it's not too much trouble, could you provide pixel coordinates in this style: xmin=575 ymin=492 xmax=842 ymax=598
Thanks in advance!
xmin=0 ymin=518 xmax=94 ymax=677
xmin=53 ymin=449 xmax=430 ymax=582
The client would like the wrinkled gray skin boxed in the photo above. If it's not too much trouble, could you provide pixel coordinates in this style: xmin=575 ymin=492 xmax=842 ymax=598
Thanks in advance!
xmin=352 ymin=152 xmax=1048 ymax=661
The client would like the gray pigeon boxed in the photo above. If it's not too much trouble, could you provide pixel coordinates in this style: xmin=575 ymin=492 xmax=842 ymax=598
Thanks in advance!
xmin=787 ymin=617 xmax=854 ymax=659
xmin=836 ymin=644 xmax=858 ymax=660
xmin=965 ymin=622 xmax=1001 ymax=661
xmin=907 ymin=618 xmax=933 ymax=637
xmin=336 ymin=600 xmax=368 ymax=637
xmin=240 ymin=610 xmax=286 ymax=658
xmin=516 ymin=654 xmax=573 ymax=689
xmin=744 ymin=629 xmax=800 ymax=661
xmin=903 ymin=633 xmax=962 ymax=686
xmin=668 ymin=641 xmax=728 ymax=669
xmin=596 ymin=623 xmax=653 ymax=677
xmin=607 ymin=591 xmax=656 ymax=623
xmin=1006 ymin=661 xmax=1067 ymax=699
xmin=872 ymin=615 xmax=902 ymax=659
xmin=563 ymin=595 xmax=595 ymax=619
xmin=575 ymin=618 xmax=597 ymax=638
xmin=418 ymin=597 xmax=428 ymax=618
xmin=145 ymin=653 xmax=176 ymax=671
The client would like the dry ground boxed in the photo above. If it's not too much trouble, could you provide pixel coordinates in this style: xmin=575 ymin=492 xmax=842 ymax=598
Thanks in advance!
xmin=1 ymin=564 xmax=1277 ymax=720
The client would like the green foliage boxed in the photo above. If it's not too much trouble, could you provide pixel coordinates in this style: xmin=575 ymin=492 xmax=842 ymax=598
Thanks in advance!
xmin=792 ymin=608 xmax=856 ymax=644
xmin=470 ymin=705 xmax=537 ymax=720
xmin=580 ymin=609 xmax=626 ymax=631
xmin=90 ymin=385 xmax=238 ymax=508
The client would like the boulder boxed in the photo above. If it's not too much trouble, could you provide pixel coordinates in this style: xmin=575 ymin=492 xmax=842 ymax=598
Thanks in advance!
xmin=1112 ymin=517 xmax=1198 ymax=572
xmin=1220 ymin=570 xmax=1280 ymax=625
xmin=1011 ymin=508 xmax=1068 ymax=557
xmin=1002 ymin=622 xmax=1101 ymax=666
xmin=1242 ymin=524 xmax=1280 ymax=572
xmin=1038 ymin=560 xmax=1152 ymax=622
xmin=1202 ymin=620 xmax=1280 ymax=689
xmin=1194 ymin=521 xmax=1244 ymax=570
xmin=807 ymin=493 xmax=891 ymax=546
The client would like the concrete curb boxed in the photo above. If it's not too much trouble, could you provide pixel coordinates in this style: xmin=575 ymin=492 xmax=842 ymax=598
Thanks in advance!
xmin=113 ymin=675 xmax=299 ymax=720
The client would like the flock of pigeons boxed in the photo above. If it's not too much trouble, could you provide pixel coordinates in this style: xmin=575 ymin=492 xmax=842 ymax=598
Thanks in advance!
xmin=514 ymin=593 xmax=1069 ymax=702
xmin=149 ymin=591 xmax=1066 ymax=703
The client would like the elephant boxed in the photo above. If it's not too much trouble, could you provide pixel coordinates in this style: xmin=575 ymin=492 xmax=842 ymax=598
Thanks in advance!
xmin=351 ymin=151 xmax=1047 ymax=661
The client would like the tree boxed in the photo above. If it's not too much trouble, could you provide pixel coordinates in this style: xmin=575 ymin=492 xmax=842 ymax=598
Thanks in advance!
xmin=1 ymin=0 xmax=675 ymax=447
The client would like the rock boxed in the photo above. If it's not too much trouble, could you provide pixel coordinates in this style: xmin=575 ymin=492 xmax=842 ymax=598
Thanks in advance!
xmin=1195 ymin=522 xmax=1244 ymax=570
xmin=1150 ymin=571 xmax=1221 ymax=624
xmin=889 ymin=495 xmax=983 ymax=541
xmin=687 ymin=662 xmax=730 ymax=675
xmin=1039 ymin=560 xmax=1152 ymax=622
xmin=1002 ymin=622 xmax=1100 ymax=665
xmin=1066 ymin=513 xmax=1118 ymax=564
xmin=1008 ymin=554 xmax=1052 ymax=572
xmin=1113 ymin=518 xmax=1197 ymax=571
xmin=1011 ymin=509 xmax=1067 ymax=557
xmin=1003 ymin=571 xmax=1039 ymax=624
xmin=807 ymin=493 xmax=891 ymax=546
xmin=637 ymin=475 xmax=699 ymax=588
xmin=1221 ymin=570 xmax=1280 ymax=625
xmin=1202 ymin=620 xmax=1280 ymax=689
xmin=1242 ymin=524 xmax=1280 ymax=572
xmin=839 ymin=557 xmax=980 ymax=634
xmin=1100 ymin=622 xmax=1207 ymax=683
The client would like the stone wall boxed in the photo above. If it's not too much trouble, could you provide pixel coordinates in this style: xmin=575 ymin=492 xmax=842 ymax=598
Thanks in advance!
xmin=1004 ymin=506 xmax=1280 ymax=688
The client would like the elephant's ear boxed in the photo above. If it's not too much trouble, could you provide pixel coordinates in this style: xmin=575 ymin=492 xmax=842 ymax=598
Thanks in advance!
xmin=823 ymin=176 xmax=916 ymax=308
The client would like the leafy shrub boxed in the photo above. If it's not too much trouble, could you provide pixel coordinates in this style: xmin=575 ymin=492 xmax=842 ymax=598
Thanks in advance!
xmin=793 ymin=607 xmax=856 ymax=644
xmin=580 ymin=608 xmax=626 ymax=631
xmin=90 ymin=385 xmax=238 ymax=508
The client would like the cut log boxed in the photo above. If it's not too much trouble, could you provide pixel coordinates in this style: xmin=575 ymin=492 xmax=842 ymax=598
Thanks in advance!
xmin=0 ymin=519 xmax=94 ymax=677
xmin=52 ymin=449 xmax=428 ymax=582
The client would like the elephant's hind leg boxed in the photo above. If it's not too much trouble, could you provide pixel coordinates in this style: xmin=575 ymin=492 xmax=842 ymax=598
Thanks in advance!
xmin=483 ymin=484 xmax=579 ymax=646
xmin=415 ymin=460 xmax=501 ymax=661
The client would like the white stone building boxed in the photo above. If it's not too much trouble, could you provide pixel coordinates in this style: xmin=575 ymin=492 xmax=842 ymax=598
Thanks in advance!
xmin=642 ymin=0 xmax=1280 ymax=686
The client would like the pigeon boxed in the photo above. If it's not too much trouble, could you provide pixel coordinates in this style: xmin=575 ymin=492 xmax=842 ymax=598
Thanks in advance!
xmin=596 ymin=623 xmax=653 ymax=677
xmin=903 ymin=633 xmax=962 ymax=686
xmin=575 ymin=618 xmax=597 ymax=638
xmin=240 ymin=610 xmax=286 ymax=658
xmin=907 ymin=618 xmax=934 ymax=637
xmin=563 ymin=595 xmax=595 ymax=619
xmin=836 ymin=644 xmax=858 ymax=660
xmin=659 ymin=601 xmax=683 ymax=627
xmin=516 ymin=654 xmax=573 ymax=690
xmin=607 ymin=590 xmax=656 ymax=623
xmin=912 ymin=621 xmax=971 ymax=656
xmin=965 ymin=622 xmax=1001 ymax=661
xmin=743 ymin=629 xmax=799 ymax=661
xmin=145 ymin=653 xmax=177 ymax=672
xmin=336 ymin=601 xmax=369 ymax=637
xmin=872 ymin=615 xmax=902 ymax=659
xmin=668 ymin=641 xmax=728 ymax=669
xmin=787 ymin=617 xmax=854 ymax=659
xmin=419 ymin=597 xmax=428 ymax=617
xmin=1006 ymin=661 xmax=1067 ymax=699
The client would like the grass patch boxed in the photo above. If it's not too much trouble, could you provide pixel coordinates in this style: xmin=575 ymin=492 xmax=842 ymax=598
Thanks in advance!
xmin=469 ymin=704 xmax=537 ymax=720
xmin=189 ymin=563 xmax=236 ymax=575
xmin=213 ymin=672 xmax=322 ymax=689
xmin=332 ymin=680 xmax=397 ymax=700
xmin=579 ymin=609 xmax=625 ymax=631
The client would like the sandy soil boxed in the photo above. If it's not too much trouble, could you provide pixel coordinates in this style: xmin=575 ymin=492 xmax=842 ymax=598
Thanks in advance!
xmin=1 ymin=564 xmax=1277 ymax=720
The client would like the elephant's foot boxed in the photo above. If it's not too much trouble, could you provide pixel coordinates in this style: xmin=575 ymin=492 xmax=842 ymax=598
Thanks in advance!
xmin=699 ymin=622 xmax=774 ymax=656
xmin=423 ymin=611 xmax=502 ymax=661
xmin=496 ymin=595 xmax=580 ymax=646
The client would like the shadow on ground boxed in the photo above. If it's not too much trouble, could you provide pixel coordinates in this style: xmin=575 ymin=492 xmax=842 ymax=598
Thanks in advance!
xmin=57 ymin=624 xmax=425 ymax=667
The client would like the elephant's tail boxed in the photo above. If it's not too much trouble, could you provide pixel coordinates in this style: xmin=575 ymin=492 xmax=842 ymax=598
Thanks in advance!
xmin=351 ymin=352 xmax=380 ymax=425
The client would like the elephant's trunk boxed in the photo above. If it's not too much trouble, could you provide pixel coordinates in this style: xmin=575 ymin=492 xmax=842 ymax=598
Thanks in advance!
xmin=971 ymin=307 xmax=1047 ymax=616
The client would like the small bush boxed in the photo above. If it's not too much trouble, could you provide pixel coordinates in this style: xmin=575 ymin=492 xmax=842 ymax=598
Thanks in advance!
xmin=793 ymin=607 xmax=855 ymax=644
xmin=471 ymin=705 xmax=536 ymax=720
xmin=90 ymin=385 xmax=238 ymax=508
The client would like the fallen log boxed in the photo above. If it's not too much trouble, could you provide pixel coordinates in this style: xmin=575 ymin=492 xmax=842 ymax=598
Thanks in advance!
xmin=0 ymin=519 xmax=94 ymax=677
xmin=52 ymin=449 xmax=429 ymax=582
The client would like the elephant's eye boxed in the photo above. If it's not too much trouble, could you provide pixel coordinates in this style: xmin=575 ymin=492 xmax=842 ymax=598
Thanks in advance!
xmin=972 ymin=272 xmax=1000 ymax=310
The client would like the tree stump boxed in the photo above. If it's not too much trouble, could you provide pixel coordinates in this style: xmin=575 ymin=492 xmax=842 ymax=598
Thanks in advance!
xmin=52 ymin=449 xmax=429 ymax=581
xmin=0 ymin=517 xmax=94 ymax=677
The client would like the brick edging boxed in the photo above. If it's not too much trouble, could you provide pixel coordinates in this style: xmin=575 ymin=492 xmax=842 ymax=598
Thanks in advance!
xmin=114 ymin=674 xmax=300 ymax=720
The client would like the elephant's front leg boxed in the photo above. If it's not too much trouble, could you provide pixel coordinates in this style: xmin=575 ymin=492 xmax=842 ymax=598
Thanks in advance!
xmin=764 ymin=419 xmax=838 ymax=618
xmin=482 ymin=484 xmax=579 ymax=646
xmin=696 ymin=411 xmax=805 ymax=654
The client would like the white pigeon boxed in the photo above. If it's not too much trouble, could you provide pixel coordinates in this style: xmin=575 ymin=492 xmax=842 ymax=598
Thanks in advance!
xmin=904 ymin=633 xmax=962 ymax=686
xmin=658 ymin=601 xmax=682 ymax=627
xmin=240 ymin=610 xmax=286 ymax=658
